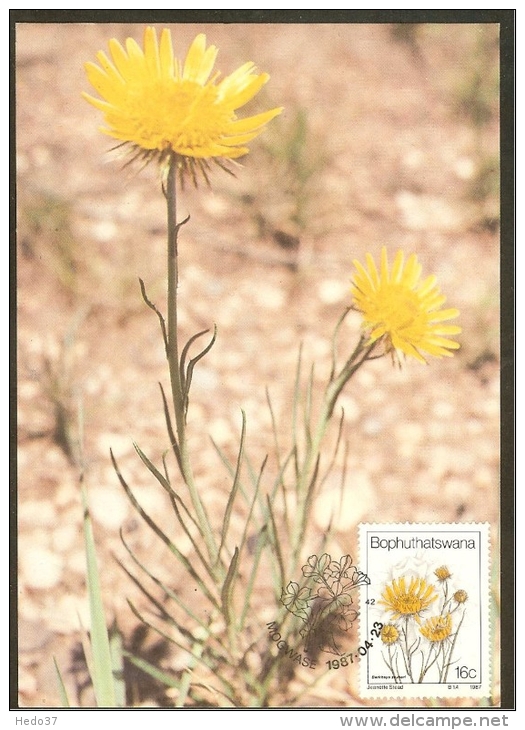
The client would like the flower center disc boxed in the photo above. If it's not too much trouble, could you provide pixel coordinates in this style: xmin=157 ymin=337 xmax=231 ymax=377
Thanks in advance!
xmin=375 ymin=284 xmax=423 ymax=333
xmin=126 ymin=80 xmax=231 ymax=152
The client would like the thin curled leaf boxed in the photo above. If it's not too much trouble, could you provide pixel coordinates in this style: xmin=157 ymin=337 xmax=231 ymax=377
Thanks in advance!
xmin=139 ymin=278 xmax=168 ymax=357
xmin=179 ymin=328 xmax=212 ymax=393
xmin=182 ymin=325 xmax=217 ymax=414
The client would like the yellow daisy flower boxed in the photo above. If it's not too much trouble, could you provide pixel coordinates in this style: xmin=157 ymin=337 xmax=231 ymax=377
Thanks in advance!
xmin=419 ymin=613 xmax=453 ymax=643
xmin=379 ymin=576 xmax=437 ymax=620
xmin=351 ymin=248 xmax=461 ymax=364
xmin=83 ymin=27 xmax=282 ymax=175
xmin=380 ymin=623 xmax=400 ymax=645
xmin=434 ymin=565 xmax=452 ymax=582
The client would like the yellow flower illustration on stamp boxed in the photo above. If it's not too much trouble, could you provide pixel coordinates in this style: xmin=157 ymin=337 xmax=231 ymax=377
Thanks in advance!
xmin=434 ymin=565 xmax=452 ymax=582
xmin=380 ymin=624 xmax=400 ymax=645
xmin=419 ymin=613 xmax=453 ymax=643
xmin=379 ymin=576 xmax=437 ymax=619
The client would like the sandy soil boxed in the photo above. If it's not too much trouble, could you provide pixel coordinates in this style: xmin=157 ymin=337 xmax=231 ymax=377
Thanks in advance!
xmin=16 ymin=21 xmax=501 ymax=708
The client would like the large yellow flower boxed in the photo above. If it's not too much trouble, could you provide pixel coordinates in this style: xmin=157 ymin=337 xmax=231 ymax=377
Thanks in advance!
xmin=83 ymin=27 xmax=282 ymax=171
xmin=379 ymin=576 xmax=437 ymax=620
xmin=351 ymin=248 xmax=461 ymax=363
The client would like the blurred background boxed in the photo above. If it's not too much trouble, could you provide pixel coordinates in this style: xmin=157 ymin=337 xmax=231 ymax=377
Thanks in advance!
xmin=16 ymin=21 xmax=501 ymax=707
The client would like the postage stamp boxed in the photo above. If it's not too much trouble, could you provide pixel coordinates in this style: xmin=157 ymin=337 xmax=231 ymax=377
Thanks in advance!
xmin=358 ymin=523 xmax=491 ymax=700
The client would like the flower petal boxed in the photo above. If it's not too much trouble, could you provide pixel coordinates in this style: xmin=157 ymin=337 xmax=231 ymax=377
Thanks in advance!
xmin=83 ymin=28 xmax=281 ymax=172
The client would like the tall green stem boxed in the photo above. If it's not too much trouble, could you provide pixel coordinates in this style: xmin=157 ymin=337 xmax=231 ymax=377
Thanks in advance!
xmin=165 ymin=158 xmax=218 ymax=566
xmin=288 ymin=337 xmax=376 ymax=576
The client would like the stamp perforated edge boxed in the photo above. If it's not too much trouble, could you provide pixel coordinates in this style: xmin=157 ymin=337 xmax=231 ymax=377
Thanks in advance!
xmin=358 ymin=522 xmax=492 ymax=701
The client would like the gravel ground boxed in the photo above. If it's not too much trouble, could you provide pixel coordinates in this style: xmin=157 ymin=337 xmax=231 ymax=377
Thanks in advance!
xmin=16 ymin=20 xmax=501 ymax=708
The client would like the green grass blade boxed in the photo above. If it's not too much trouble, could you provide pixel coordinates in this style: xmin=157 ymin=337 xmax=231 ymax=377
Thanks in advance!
xmin=109 ymin=624 xmax=127 ymax=707
xmin=52 ymin=657 xmax=71 ymax=707
xmin=81 ymin=485 xmax=117 ymax=707
xmin=123 ymin=650 xmax=181 ymax=690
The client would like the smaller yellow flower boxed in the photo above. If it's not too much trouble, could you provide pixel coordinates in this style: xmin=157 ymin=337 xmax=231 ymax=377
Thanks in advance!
xmin=419 ymin=613 xmax=453 ymax=643
xmin=379 ymin=576 xmax=437 ymax=620
xmin=351 ymin=248 xmax=462 ymax=364
xmin=380 ymin=624 xmax=400 ymax=645
xmin=453 ymin=589 xmax=468 ymax=604
xmin=434 ymin=565 xmax=452 ymax=582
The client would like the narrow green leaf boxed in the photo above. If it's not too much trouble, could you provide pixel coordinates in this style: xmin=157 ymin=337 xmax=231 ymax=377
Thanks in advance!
xmin=265 ymin=496 xmax=285 ymax=590
xmin=265 ymin=386 xmax=282 ymax=471
xmin=183 ymin=325 xmax=217 ymax=414
xmin=123 ymin=650 xmax=181 ymax=690
xmin=52 ymin=657 xmax=71 ymax=707
xmin=239 ymin=526 xmax=268 ymax=630
xmin=158 ymin=382 xmax=182 ymax=472
xmin=133 ymin=440 xmax=211 ymax=572
xmin=119 ymin=530 xmax=220 ymax=643
xmin=108 ymin=624 xmax=126 ymax=707
xmin=221 ymin=547 xmax=240 ymax=630
xmin=209 ymin=437 xmax=253 ymax=509
xmin=270 ymin=445 xmax=296 ymax=527
xmin=304 ymin=453 xmax=321 ymax=523
xmin=132 ymin=441 xmax=174 ymax=495
xmin=81 ymin=485 xmax=116 ymax=706
xmin=291 ymin=344 xmax=303 ymax=461
xmin=303 ymin=362 xmax=315 ymax=451
xmin=138 ymin=278 xmax=168 ymax=357
xmin=217 ymin=412 xmax=246 ymax=566
xmin=210 ymin=437 xmax=236 ymax=477
xmin=237 ymin=455 xmax=267 ymax=555
xmin=318 ymin=407 xmax=346 ymax=490
xmin=179 ymin=327 xmax=212 ymax=393
xmin=112 ymin=450 xmax=220 ymax=610
xmin=329 ymin=306 xmax=352 ymax=381
xmin=168 ymin=494 xmax=216 ymax=582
